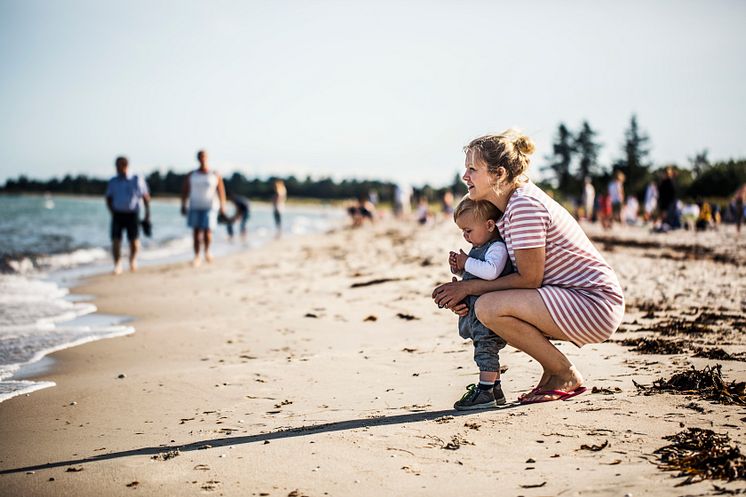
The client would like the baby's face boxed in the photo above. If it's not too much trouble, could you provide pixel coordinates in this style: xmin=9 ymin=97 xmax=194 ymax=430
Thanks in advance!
xmin=456 ymin=211 xmax=494 ymax=247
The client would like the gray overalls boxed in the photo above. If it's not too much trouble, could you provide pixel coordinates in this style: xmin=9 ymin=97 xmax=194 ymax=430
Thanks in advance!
xmin=457 ymin=238 xmax=514 ymax=372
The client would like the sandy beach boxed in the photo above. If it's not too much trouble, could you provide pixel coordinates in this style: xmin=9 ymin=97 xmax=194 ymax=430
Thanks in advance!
xmin=1 ymin=218 xmax=744 ymax=497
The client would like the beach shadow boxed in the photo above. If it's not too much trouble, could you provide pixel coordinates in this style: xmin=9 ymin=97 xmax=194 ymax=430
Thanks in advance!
xmin=0 ymin=404 xmax=523 ymax=475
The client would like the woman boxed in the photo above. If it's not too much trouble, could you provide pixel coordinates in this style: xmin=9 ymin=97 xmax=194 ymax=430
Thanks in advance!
xmin=432 ymin=130 xmax=624 ymax=404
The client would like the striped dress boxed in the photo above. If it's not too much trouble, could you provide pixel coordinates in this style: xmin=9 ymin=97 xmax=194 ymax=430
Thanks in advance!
xmin=496 ymin=182 xmax=625 ymax=345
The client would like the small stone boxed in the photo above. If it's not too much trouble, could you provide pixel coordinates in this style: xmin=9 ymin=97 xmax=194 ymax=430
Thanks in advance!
xmin=69 ymin=402 xmax=77 ymax=406
xmin=118 ymin=374 xmax=126 ymax=379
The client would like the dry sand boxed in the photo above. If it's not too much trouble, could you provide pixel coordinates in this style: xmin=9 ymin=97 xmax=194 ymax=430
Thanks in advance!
xmin=1 ymin=218 xmax=745 ymax=497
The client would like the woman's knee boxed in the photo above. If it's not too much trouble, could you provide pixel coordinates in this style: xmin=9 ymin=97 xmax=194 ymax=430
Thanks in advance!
xmin=474 ymin=294 xmax=502 ymax=325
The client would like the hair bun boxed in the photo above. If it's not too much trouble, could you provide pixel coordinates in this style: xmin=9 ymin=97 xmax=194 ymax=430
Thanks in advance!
xmin=514 ymin=135 xmax=535 ymax=156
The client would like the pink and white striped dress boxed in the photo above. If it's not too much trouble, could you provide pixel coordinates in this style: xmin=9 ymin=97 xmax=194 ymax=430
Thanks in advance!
xmin=496 ymin=182 xmax=624 ymax=345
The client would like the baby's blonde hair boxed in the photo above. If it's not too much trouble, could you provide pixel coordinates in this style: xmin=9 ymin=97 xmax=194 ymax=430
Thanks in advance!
xmin=464 ymin=129 xmax=536 ymax=186
xmin=453 ymin=196 xmax=501 ymax=224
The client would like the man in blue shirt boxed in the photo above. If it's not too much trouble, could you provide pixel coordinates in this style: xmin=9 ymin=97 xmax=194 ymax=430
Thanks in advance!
xmin=105 ymin=156 xmax=150 ymax=274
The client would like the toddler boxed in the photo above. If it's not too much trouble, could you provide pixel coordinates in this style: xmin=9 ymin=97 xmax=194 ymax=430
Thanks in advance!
xmin=449 ymin=197 xmax=513 ymax=410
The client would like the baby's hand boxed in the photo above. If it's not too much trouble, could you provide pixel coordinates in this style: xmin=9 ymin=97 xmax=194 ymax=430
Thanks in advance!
xmin=455 ymin=249 xmax=468 ymax=271
xmin=448 ymin=251 xmax=459 ymax=271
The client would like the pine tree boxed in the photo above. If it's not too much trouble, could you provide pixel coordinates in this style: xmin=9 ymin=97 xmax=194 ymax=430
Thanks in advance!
xmin=543 ymin=123 xmax=576 ymax=194
xmin=617 ymin=114 xmax=651 ymax=196
xmin=574 ymin=121 xmax=602 ymax=182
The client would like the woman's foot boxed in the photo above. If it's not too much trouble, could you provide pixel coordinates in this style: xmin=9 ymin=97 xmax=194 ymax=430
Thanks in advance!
xmin=518 ymin=371 xmax=551 ymax=401
xmin=520 ymin=366 xmax=584 ymax=403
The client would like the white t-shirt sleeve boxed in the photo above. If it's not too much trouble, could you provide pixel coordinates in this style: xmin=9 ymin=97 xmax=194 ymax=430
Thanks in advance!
xmin=464 ymin=242 xmax=508 ymax=280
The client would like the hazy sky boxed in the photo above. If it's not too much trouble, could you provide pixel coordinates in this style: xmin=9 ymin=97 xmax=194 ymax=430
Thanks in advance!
xmin=1 ymin=0 xmax=744 ymax=186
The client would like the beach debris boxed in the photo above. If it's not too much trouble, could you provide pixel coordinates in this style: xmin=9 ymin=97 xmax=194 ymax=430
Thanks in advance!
xmin=387 ymin=447 xmax=415 ymax=456
xmin=526 ymin=458 xmax=536 ymax=463
xmin=304 ymin=313 xmax=318 ymax=318
xmin=126 ymin=481 xmax=139 ymax=488
xmin=401 ymin=347 xmax=417 ymax=353
xmin=579 ymin=440 xmax=609 ymax=452
xmin=396 ymin=313 xmax=418 ymax=321
xmin=641 ymin=318 xmax=716 ymax=337
xmin=682 ymin=402 xmax=706 ymax=413
xmin=401 ymin=465 xmax=421 ymax=475
xmin=201 ymin=480 xmax=220 ymax=491
xmin=520 ymin=481 xmax=547 ymax=489
xmin=591 ymin=386 xmax=622 ymax=395
xmin=65 ymin=467 xmax=84 ymax=472
xmin=117 ymin=373 xmax=126 ymax=379
xmin=712 ymin=484 xmax=746 ymax=495
xmin=464 ymin=422 xmax=481 ymax=431
xmin=363 ymin=315 xmax=377 ymax=322
xmin=655 ymin=428 xmax=746 ymax=485
xmin=193 ymin=464 xmax=210 ymax=471
xmin=444 ymin=435 xmax=470 ymax=451
xmin=634 ymin=364 xmax=746 ymax=406
xmin=274 ymin=399 xmax=293 ymax=408
xmin=620 ymin=337 xmax=687 ymax=355
xmin=434 ymin=416 xmax=453 ymax=424
xmin=151 ymin=449 xmax=180 ymax=461
xmin=288 ymin=490 xmax=309 ymax=497
xmin=350 ymin=277 xmax=402 ymax=288
xmin=693 ymin=347 xmax=746 ymax=362
xmin=69 ymin=401 xmax=77 ymax=406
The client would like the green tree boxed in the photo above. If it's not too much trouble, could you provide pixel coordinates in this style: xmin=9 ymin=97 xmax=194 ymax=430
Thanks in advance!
xmin=543 ymin=123 xmax=576 ymax=194
xmin=688 ymin=149 xmax=710 ymax=178
xmin=616 ymin=114 xmax=651 ymax=196
xmin=574 ymin=121 xmax=602 ymax=182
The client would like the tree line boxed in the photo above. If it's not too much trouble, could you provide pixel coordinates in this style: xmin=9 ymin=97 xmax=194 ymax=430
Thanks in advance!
xmin=542 ymin=114 xmax=746 ymax=201
xmin=1 ymin=170 xmax=467 ymax=204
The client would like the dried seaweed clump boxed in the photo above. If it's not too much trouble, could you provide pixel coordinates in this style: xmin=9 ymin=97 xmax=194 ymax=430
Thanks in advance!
xmin=655 ymin=428 xmax=746 ymax=485
xmin=634 ymin=364 xmax=746 ymax=406
xmin=642 ymin=318 xmax=715 ymax=336
xmin=621 ymin=337 xmax=687 ymax=355
xmin=693 ymin=347 xmax=746 ymax=363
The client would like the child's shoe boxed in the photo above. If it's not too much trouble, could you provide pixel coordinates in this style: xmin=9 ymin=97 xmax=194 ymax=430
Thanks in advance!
xmin=493 ymin=383 xmax=507 ymax=405
xmin=454 ymin=384 xmax=496 ymax=411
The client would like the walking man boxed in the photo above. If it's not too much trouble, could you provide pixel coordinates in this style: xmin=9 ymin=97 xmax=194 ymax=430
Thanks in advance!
xmin=181 ymin=150 xmax=227 ymax=266
xmin=105 ymin=156 xmax=150 ymax=274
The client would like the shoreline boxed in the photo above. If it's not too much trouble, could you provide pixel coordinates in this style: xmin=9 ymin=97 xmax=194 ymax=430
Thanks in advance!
xmin=0 ymin=220 xmax=744 ymax=496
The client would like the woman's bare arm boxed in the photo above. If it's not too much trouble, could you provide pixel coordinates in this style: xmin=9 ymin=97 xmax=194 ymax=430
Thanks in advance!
xmin=432 ymin=246 xmax=546 ymax=309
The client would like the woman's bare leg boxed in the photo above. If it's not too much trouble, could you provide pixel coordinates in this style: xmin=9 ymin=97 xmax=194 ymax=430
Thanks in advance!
xmin=475 ymin=289 xmax=584 ymax=402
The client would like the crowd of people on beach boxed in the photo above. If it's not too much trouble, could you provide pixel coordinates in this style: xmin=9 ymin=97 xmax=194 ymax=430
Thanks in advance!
xmin=576 ymin=165 xmax=745 ymax=234
xmin=104 ymin=150 xmax=286 ymax=273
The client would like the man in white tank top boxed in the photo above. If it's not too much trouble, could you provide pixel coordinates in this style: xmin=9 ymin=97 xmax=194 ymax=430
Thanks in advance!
xmin=180 ymin=150 xmax=227 ymax=266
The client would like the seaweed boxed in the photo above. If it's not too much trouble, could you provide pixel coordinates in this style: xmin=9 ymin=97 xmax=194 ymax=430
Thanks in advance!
xmin=655 ymin=428 xmax=746 ymax=485
xmin=620 ymin=337 xmax=687 ymax=355
xmin=642 ymin=318 xmax=716 ymax=336
xmin=634 ymin=364 xmax=746 ymax=406
xmin=693 ymin=347 xmax=746 ymax=363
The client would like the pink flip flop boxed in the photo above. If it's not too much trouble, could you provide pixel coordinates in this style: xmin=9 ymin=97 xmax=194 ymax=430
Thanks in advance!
xmin=519 ymin=386 xmax=587 ymax=405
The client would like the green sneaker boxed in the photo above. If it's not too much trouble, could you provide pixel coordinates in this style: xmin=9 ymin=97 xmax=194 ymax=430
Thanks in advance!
xmin=454 ymin=384 xmax=497 ymax=411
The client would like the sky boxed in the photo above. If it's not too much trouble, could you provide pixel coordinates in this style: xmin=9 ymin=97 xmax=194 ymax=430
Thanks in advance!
xmin=1 ymin=0 xmax=745 ymax=187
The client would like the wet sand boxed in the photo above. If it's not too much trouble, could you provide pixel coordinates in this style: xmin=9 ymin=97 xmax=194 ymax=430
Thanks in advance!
xmin=1 ymin=219 xmax=744 ymax=496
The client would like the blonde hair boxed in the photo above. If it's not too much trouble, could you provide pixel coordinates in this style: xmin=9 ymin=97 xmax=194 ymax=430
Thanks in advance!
xmin=453 ymin=196 xmax=501 ymax=223
xmin=464 ymin=129 xmax=536 ymax=186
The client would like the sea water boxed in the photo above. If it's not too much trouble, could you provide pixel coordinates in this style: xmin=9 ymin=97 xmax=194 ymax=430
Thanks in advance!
xmin=0 ymin=194 xmax=345 ymax=402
